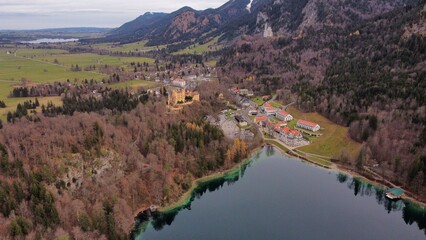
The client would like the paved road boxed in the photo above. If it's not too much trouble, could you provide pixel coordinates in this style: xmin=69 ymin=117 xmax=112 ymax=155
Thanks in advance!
xmin=282 ymin=102 xmax=295 ymax=110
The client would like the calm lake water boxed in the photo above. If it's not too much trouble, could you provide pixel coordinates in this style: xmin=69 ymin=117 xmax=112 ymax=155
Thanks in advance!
xmin=134 ymin=147 xmax=426 ymax=240
xmin=21 ymin=38 xmax=78 ymax=44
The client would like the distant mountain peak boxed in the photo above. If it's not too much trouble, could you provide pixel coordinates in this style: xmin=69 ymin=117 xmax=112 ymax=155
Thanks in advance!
xmin=175 ymin=6 xmax=196 ymax=13
xmin=101 ymin=0 xmax=417 ymax=47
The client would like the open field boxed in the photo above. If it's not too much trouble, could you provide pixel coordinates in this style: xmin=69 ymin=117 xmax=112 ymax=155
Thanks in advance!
xmin=33 ymin=53 xmax=155 ymax=68
xmin=110 ymin=79 xmax=157 ymax=90
xmin=92 ymin=40 xmax=166 ymax=53
xmin=173 ymin=36 xmax=222 ymax=55
xmin=0 ymin=49 xmax=104 ymax=112
xmin=206 ymin=60 xmax=217 ymax=67
xmin=15 ymin=48 xmax=69 ymax=58
xmin=0 ymin=48 xmax=157 ymax=121
xmin=269 ymin=100 xmax=283 ymax=108
xmin=0 ymin=96 xmax=62 ymax=121
xmin=251 ymin=97 xmax=265 ymax=106
xmin=287 ymin=106 xmax=361 ymax=160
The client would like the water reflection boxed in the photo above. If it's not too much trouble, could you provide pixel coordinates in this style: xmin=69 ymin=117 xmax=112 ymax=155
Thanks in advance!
xmin=131 ymin=152 xmax=426 ymax=239
xmin=337 ymin=173 xmax=426 ymax=235
xmin=132 ymin=157 xmax=254 ymax=238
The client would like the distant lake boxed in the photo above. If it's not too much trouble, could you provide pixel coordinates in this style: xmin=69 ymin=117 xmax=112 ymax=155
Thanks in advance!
xmin=133 ymin=147 xmax=426 ymax=240
xmin=21 ymin=38 xmax=78 ymax=44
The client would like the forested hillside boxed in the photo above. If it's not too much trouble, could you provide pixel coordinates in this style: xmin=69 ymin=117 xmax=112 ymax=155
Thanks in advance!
xmin=0 ymin=83 xmax=260 ymax=239
xmin=218 ymin=2 xmax=426 ymax=196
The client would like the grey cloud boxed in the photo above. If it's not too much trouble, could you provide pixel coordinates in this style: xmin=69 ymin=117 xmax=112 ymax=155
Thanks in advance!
xmin=0 ymin=0 xmax=229 ymax=29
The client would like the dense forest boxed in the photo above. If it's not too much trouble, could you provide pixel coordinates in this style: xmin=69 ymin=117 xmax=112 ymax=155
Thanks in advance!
xmin=0 ymin=82 xmax=261 ymax=239
xmin=218 ymin=3 xmax=426 ymax=196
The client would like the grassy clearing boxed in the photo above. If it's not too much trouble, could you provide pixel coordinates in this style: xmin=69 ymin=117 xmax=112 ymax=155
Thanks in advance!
xmin=265 ymin=139 xmax=332 ymax=167
xmin=0 ymin=96 xmax=62 ymax=121
xmin=287 ymin=106 xmax=361 ymax=160
xmin=225 ymin=110 xmax=237 ymax=120
xmin=264 ymin=139 xmax=290 ymax=152
xmin=173 ymin=36 xmax=222 ymax=55
xmin=33 ymin=53 xmax=155 ymax=69
xmin=269 ymin=101 xmax=283 ymax=108
xmin=92 ymin=41 xmax=166 ymax=53
xmin=0 ymin=48 xmax=101 ymax=121
xmin=15 ymin=48 xmax=69 ymax=58
xmin=0 ymin=49 xmax=103 ymax=106
xmin=110 ymin=79 xmax=157 ymax=90
xmin=293 ymin=150 xmax=332 ymax=166
xmin=206 ymin=60 xmax=217 ymax=67
xmin=251 ymin=97 xmax=265 ymax=106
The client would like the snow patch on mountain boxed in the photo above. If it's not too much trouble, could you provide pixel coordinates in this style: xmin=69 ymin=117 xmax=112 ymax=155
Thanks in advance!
xmin=246 ymin=0 xmax=253 ymax=12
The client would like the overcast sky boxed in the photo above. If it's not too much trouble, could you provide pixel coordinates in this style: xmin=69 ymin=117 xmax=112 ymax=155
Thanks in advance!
xmin=0 ymin=0 xmax=229 ymax=30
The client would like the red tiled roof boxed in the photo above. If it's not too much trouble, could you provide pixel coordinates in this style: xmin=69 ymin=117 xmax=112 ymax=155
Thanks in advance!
xmin=278 ymin=127 xmax=301 ymax=137
xmin=290 ymin=130 xmax=301 ymax=136
xmin=263 ymin=102 xmax=272 ymax=108
xmin=277 ymin=110 xmax=290 ymax=117
xmin=276 ymin=121 xmax=287 ymax=126
xmin=255 ymin=116 xmax=268 ymax=122
xmin=265 ymin=107 xmax=277 ymax=112
xmin=297 ymin=119 xmax=318 ymax=127
xmin=279 ymin=127 xmax=290 ymax=134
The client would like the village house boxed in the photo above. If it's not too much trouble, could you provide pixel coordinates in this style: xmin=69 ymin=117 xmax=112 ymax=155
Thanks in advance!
xmin=235 ymin=115 xmax=248 ymax=127
xmin=264 ymin=107 xmax=277 ymax=116
xmin=254 ymin=115 xmax=268 ymax=126
xmin=276 ymin=110 xmax=293 ymax=121
xmin=238 ymin=89 xmax=249 ymax=96
xmin=296 ymin=119 xmax=321 ymax=132
xmin=172 ymin=78 xmax=186 ymax=88
xmin=276 ymin=127 xmax=303 ymax=141
xmin=262 ymin=95 xmax=271 ymax=101
xmin=274 ymin=121 xmax=287 ymax=128
xmin=261 ymin=102 xmax=272 ymax=110
xmin=270 ymin=124 xmax=303 ymax=142
xmin=249 ymin=110 xmax=258 ymax=115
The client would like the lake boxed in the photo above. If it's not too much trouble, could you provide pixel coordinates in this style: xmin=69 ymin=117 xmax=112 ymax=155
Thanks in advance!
xmin=133 ymin=146 xmax=426 ymax=240
xmin=21 ymin=38 xmax=78 ymax=44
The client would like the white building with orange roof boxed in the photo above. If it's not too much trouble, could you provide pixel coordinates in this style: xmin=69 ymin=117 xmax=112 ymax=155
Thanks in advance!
xmin=297 ymin=119 xmax=320 ymax=132
xmin=276 ymin=110 xmax=293 ymax=121
xmin=276 ymin=127 xmax=303 ymax=141
xmin=264 ymin=107 xmax=277 ymax=116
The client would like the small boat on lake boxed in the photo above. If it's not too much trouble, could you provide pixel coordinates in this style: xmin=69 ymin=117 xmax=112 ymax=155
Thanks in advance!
xmin=385 ymin=188 xmax=404 ymax=200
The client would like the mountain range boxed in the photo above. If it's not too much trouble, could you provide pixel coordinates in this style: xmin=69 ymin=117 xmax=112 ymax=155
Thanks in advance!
xmin=99 ymin=0 xmax=421 ymax=46
xmin=98 ymin=0 xmax=272 ymax=44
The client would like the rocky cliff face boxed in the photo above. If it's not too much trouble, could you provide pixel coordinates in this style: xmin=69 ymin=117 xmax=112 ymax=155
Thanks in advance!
xmin=100 ymin=0 xmax=272 ymax=45
xmin=253 ymin=0 xmax=420 ymax=38
xmin=96 ymin=0 xmax=420 ymax=48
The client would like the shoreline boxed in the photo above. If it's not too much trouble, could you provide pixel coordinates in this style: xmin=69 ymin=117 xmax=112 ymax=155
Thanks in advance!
xmin=132 ymin=146 xmax=263 ymax=217
xmin=131 ymin=141 xmax=426 ymax=234
xmin=266 ymin=140 xmax=426 ymax=207
xmin=159 ymin=146 xmax=261 ymax=213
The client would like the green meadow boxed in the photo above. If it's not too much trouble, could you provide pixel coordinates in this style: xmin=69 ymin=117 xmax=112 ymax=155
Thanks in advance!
xmin=287 ymin=106 xmax=361 ymax=160
xmin=110 ymin=79 xmax=157 ymax=90
xmin=173 ymin=36 xmax=222 ymax=55
xmin=92 ymin=40 xmax=166 ymax=53
xmin=0 ymin=47 xmax=157 ymax=121
xmin=33 ymin=53 xmax=155 ymax=68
